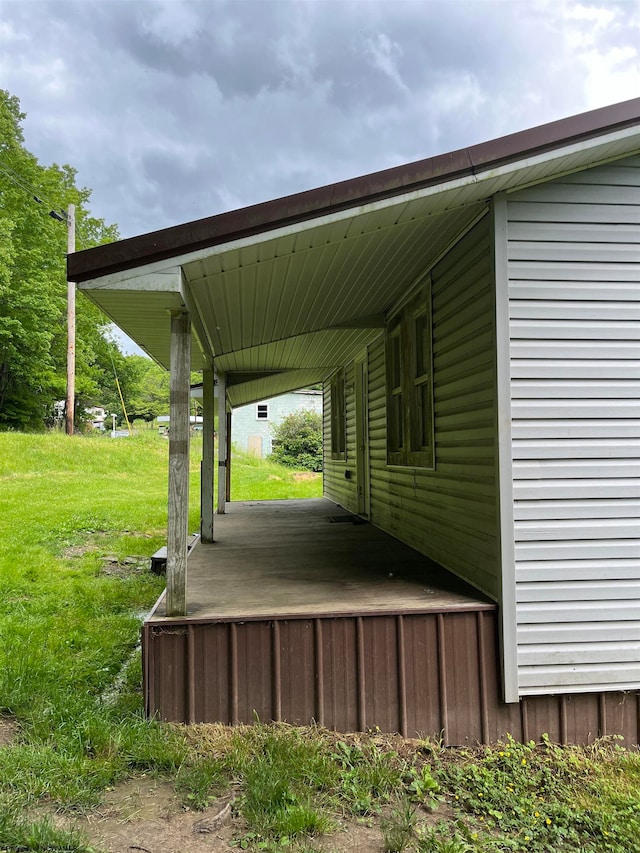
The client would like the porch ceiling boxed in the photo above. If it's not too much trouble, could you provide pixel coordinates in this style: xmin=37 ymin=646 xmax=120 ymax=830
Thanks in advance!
xmin=73 ymin=99 xmax=640 ymax=406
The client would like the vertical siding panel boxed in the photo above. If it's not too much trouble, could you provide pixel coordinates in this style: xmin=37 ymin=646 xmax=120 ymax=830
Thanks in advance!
xmin=197 ymin=624 xmax=230 ymax=724
xmin=362 ymin=616 xmax=400 ymax=732
xmin=508 ymin=157 xmax=640 ymax=695
xmin=402 ymin=615 xmax=442 ymax=737
xmin=443 ymin=613 xmax=483 ymax=745
xmin=279 ymin=620 xmax=316 ymax=725
xmin=150 ymin=628 xmax=187 ymax=722
xmin=322 ymin=618 xmax=359 ymax=731
xmin=235 ymin=622 xmax=272 ymax=723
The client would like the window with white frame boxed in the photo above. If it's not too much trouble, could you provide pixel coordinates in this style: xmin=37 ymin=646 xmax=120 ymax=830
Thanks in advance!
xmin=386 ymin=277 xmax=434 ymax=468
xmin=256 ymin=403 xmax=269 ymax=420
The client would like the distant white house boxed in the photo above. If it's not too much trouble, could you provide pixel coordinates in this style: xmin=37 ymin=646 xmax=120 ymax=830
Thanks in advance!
xmin=233 ymin=389 xmax=322 ymax=457
xmin=157 ymin=414 xmax=203 ymax=434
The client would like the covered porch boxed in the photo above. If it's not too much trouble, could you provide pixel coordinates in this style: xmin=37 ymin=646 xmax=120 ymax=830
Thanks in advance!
xmin=142 ymin=498 xmax=639 ymax=745
xmin=143 ymin=497 xmax=511 ymax=743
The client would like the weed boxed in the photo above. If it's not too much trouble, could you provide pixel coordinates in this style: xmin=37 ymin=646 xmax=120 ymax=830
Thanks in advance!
xmin=380 ymin=796 xmax=417 ymax=852
xmin=331 ymin=739 xmax=403 ymax=815
xmin=175 ymin=756 xmax=227 ymax=809
xmin=417 ymin=824 xmax=472 ymax=853
xmin=404 ymin=762 xmax=440 ymax=808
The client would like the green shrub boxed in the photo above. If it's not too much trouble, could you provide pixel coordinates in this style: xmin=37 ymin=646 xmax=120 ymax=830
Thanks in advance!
xmin=270 ymin=410 xmax=322 ymax=472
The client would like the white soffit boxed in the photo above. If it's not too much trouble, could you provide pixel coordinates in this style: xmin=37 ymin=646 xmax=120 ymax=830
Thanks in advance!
xmin=226 ymin=370 xmax=329 ymax=408
xmin=77 ymin=125 xmax=640 ymax=378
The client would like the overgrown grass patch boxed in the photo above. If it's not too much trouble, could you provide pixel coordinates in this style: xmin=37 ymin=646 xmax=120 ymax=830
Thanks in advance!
xmin=0 ymin=800 xmax=93 ymax=852
xmin=1 ymin=431 xmax=639 ymax=852
xmin=428 ymin=734 xmax=640 ymax=852
xmin=229 ymin=447 xmax=322 ymax=500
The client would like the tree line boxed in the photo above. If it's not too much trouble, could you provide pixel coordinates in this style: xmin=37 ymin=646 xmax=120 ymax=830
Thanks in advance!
xmin=0 ymin=90 xmax=171 ymax=431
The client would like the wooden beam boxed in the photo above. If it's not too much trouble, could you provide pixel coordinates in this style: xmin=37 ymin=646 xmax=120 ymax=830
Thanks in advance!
xmin=166 ymin=310 xmax=191 ymax=616
xmin=217 ymin=370 xmax=227 ymax=514
xmin=201 ymin=367 xmax=215 ymax=543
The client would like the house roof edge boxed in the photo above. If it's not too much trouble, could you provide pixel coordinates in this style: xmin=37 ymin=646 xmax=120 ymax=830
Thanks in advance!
xmin=69 ymin=97 xmax=640 ymax=283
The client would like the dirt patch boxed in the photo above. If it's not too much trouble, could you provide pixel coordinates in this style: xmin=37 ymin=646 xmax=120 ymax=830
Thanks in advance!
xmin=54 ymin=773 xmax=449 ymax=853
xmin=62 ymin=543 xmax=99 ymax=559
xmin=100 ymin=556 xmax=150 ymax=577
xmin=0 ymin=716 xmax=19 ymax=747
xmin=61 ymin=778 xmax=237 ymax=853
xmin=293 ymin=471 xmax=320 ymax=482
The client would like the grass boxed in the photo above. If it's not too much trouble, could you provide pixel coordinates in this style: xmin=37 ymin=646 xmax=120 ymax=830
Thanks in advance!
xmin=0 ymin=431 xmax=638 ymax=852
xmin=229 ymin=446 xmax=322 ymax=501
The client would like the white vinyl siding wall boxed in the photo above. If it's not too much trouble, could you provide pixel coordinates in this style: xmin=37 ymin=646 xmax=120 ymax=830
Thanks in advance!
xmin=506 ymin=156 xmax=640 ymax=695
xmin=367 ymin=215 xmax=501 ymax=599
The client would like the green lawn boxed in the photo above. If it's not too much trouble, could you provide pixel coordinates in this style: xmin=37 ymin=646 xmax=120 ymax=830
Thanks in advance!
xmin=0 ymin=432 xmax=638 ymax=853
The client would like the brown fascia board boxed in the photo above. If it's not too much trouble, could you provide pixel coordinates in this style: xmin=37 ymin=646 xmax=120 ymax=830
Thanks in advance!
xmin=69 ymin=98 xmax=640 ymax=283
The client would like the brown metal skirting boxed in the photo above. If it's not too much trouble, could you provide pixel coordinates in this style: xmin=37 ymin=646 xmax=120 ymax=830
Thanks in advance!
xmin=143 ymin=608 xmax=640 ymax=746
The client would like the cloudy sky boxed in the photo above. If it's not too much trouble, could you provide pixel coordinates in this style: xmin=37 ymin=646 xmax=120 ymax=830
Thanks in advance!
xmin=1 ymin=0 xmax=639 ymax=242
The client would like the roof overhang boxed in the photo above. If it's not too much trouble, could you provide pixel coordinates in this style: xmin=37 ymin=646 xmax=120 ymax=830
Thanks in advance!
xmin=71 ymin=99 xmax=640 ymax=406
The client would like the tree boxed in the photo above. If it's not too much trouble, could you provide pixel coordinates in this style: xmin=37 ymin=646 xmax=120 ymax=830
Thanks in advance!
xmin=0 ymin=89 xmax=119 ymax=430
xmin=270 ymin=409 xmax=323 ymax=472
xmin=125 ymin=356 xmax=171 ymax=422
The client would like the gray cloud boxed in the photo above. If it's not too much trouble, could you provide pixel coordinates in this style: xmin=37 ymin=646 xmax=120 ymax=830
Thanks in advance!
xmin=1 ymin=0 xmax=638 ymax=239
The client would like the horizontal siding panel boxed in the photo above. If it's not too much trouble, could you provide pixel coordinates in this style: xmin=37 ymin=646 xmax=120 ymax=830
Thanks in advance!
xmin=515 ymin=519 xmax=640 ymax=540
xmin=508 ymin=282 xmax=640 ymax=300
xmin=517 ymin=559 xmax=640 ymax=582
xmin=519 ymin=642 xmax=640 ymax=666
xmin=518 ymin=663 xmax=640 ymax=688
xmin=517 ymin=579 xmax=640 ymax=602
xmin=508 ymin=243 xmax=640 ymax=264
xmin=519 ymin=620 xmax=640 ymax=644
xmin=513 ymin=459 xmax=640 ymax=478
xmin=512 ymin=419 xmax=640 ymax=439
xmin=508 ymin=201 xmax=640 ymax=224
xmin=510 ymin=301 xmax=640 ymax=320
xmin=514 ymin=479 xmax=640 ymax=500
xmin=510 ymin=320 xmax=640 ymax=339
xmin=511 ymin=401 xmax=639 ymax=418
xmin=512 ymin=380 xmax=640 ymax=398
xmin=511 ymin=360 xmax=640 ymax=379
xmin=520 ymin=681 xmax=640 ymax=696
xmin=513 ymin=499 xmax=640 ymax=519
xmin=515 ymin=540 xmax=640 ymax=560
xmin=512 ymin=439 xmax=640 ymax=459
xmin=511 ymin=340 xmax=639 ymax=359
xmin=508 ymin=221 xmax=640 ymax=242
xmin=509 ymin=262 xmax=640 ymax=282
xmin=518 ymin=600 xmax=640 ymax=623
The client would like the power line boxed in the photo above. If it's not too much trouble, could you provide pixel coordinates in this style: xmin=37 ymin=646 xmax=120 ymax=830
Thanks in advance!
xmin=0 ymin=161 xmax=68 ymax=222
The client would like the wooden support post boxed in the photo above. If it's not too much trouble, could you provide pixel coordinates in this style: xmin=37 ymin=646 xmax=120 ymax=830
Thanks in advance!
xmin=217 ymin=371 xmax=227 ymax=514
xmin=166 ymin=310 xmax=191 ymax=617
xmin=225 ymin=409 xmax=232 ymax=502
xmin=201 ymin=366 xmax=215 ymax=543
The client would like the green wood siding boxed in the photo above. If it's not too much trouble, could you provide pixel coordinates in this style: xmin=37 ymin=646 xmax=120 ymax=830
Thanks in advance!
xmin=325 ymin=215 xmax=500 ymax=599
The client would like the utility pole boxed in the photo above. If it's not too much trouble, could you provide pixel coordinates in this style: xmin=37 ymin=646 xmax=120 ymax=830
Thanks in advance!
xmin=65 ymin=204 xmax=76 ymax=436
